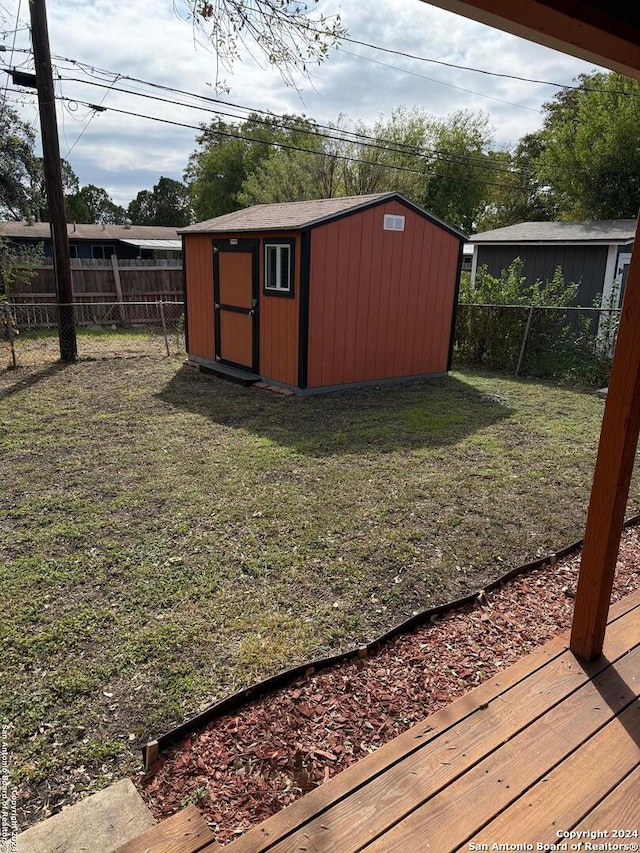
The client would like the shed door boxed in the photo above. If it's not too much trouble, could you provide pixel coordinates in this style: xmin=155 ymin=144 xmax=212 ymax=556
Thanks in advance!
xmin=213 ymin=241 xmax=259 ymax=372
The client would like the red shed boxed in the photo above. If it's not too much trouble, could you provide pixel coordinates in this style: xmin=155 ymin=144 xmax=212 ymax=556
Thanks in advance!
xmin=180 ymin=193 xmax=466 ymax=393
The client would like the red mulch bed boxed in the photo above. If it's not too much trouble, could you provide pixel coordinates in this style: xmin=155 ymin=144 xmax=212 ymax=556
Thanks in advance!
xmin=138 ymin=528 xmax=640 ymax=845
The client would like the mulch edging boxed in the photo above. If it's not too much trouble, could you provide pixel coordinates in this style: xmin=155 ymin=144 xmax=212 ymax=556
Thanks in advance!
xmin=138 ymin=527 xmax=640 ymax=846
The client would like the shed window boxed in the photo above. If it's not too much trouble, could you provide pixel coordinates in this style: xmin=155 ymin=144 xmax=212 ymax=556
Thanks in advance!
xmin=383 ymin=214 xmax=405 ymax=232
xmin=264 ymin=241 xmax=294 ymax=296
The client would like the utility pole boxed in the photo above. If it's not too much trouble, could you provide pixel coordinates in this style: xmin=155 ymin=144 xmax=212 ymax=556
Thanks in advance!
xmin=29 ymin=0 xmax=77 ymax=361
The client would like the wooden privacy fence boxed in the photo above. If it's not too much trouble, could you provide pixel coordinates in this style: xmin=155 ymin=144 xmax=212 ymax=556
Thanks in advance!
xmin=9 ymin=258 xmax=183 ymax=325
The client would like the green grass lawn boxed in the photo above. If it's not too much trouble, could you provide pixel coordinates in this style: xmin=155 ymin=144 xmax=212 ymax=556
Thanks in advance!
xmin=1 ymin=342 xmax=637 ymax=823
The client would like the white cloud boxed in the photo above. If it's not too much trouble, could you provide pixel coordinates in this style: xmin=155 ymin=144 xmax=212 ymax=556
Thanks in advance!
xmin=3 ymin=0 xmax=605 ymax=207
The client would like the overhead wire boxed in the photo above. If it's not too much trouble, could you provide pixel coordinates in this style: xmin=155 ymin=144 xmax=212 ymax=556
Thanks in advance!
xmin=52 ymin=54 xmax=524 ymax=174
xmin=338 ymin=48 xmax=540 ymax=113
xmin=49 ymin=94 xmax=525 ymax=191
xmin=1 ymin=0 xmax=23 ymax=119
xmin=58 ymin=66 xmax=121 ymax=159
xmin=52 ymin=72 xmax=520 ymax=176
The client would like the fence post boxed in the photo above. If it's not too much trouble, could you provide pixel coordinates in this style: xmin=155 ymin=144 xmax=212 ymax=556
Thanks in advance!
xmin=516 ymin=306 xmax=534 ymax=377
xmin=158 ymin=300 xmax=170 ymax=356
xmin=110 ymin=254 xmax=126 ymax=324
xmin=2 ymin=302 xmax=18 ymax=368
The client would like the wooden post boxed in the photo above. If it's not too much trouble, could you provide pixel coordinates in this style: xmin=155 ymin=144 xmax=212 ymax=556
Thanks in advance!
xmin=515 ymin=306 xmax=534 ymax=377
xmin=2 ymin=303 xmax=17 ymax=368
xmin=158 ymin=300 xmax=170 ymax=356
xmin=110 ymin=254 xmax=126 ymax=324
xmin=570 ymin=217 xmax=640 ymax=661
xmin=29 ymin=0 xmax=77 ymax=362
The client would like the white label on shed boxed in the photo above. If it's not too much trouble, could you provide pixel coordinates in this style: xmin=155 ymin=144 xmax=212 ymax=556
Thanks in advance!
xmin=383 ymin=214 xmax=405 ymax=231
xmin=230 ymin=239 xmax=238 ymax=245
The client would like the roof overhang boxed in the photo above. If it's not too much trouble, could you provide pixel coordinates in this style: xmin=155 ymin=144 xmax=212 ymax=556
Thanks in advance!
xmin=119 ymin=239 xmax=182 ymax=251
xmin=473 ymin=239 xmax=636 ymax=247
xmin=418 ymin=1 xmax=640 ymax=78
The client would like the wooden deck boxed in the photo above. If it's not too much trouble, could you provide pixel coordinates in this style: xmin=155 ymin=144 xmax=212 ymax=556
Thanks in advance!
xmin=118 ymin=588 xmax=640 ymax=852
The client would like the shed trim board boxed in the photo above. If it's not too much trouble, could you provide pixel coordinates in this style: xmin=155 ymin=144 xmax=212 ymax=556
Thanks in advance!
xmin=182 ymin=234 xmax=189 ymax=355
xmin=297 ymin=228 xmax=312 ymax=390
xmin=447 ymin=239 xmax=465 ymax=371
xmin=212 ymin=239 xmax=260 ymax=373
xmin=184 ymin=194 xmax=465 ymax=391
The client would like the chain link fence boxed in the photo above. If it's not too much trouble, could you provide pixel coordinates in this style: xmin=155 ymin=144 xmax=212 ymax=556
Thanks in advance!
xmin=1 ymin=300 xmax=185 ymax=367
xmin=3 ymin=298 xmax=621 ymax=385
xmin=454 ymin=304 xmax=621 ymax=386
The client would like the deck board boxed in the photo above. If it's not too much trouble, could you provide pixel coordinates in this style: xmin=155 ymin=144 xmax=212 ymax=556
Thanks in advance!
xmin=113 ymin=804 xmax=218 ymax=853
xmin=359 ymin=641 xmax=640 ymax=853
xmin=223 ymin=589 xmax=640 ymax=853
xmin=465 ymin=703 xmax=640 ymax=849
xmin=574 ymin=764 xmax=640 ymax=831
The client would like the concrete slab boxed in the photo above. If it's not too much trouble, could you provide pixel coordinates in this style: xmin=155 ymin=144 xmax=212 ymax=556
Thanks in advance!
xmin=16 ymin=779 xmax=155 ymax=853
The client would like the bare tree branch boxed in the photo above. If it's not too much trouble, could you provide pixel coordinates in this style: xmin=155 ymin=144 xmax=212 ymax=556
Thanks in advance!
xmin=178 ymin=0 xmax=345 ymax=89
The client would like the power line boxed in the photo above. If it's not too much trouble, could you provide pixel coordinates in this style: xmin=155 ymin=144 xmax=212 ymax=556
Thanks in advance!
xmin=329 ymin=34 xmax=640 ymax=96
xmin=8 ymin=46 xmax=522 ymax=172
xmin=62 ymin=72 xmax=120 ymax=159
xmin=54 ymin=62 xmax=506 ymax=168
xmin=338 ymin=48 xmax=540 ymax=113
xmin=1 ymin=0 xmax=23 ymax=118
xmin=53 ymin=72 xmax=520 ymax=176
xmin=5 ymin=55 xmax=527 ymax=190
xmin=50 ymin=94 xmax=525 ymax=192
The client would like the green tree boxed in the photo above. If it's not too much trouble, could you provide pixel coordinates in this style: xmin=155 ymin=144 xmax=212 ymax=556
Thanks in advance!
xmin=421 ymin=111 xmax=498 ymax=234
xmin=237 ymin=118 xmax=341 ymax=204
xmin=535 ymin=71 xmax=640 ymax=219
xmin=185 ymin=113 xmax=321 ymax=219
xmin=239 ymin=148 xmax=333 ymax=204
xmin=66 ymin=185 xmax=126 ymax=224
xmin=339 ymin=108 xmax=429 ymax=200
xmin=0 ymin=237 xmax=45 ymax=368
xmin=0 ymin=106 xmax=39 ymax=220
xmin=339 ymin=108 xmax=498 ymax=232
xmin=186 ymin=106 xmax=501 ymax=229
xmin=127 ymin=177 xmax=194 ymax=226
xmin=30 ymin=159 xmax=80 ymax=222
xmin=474 ymin=134 xmax=556 ymax=231
xmin=460 ymin=258 xmax=578 ymax=306
xmin=0 ymin=236 xmax=44 ymax=297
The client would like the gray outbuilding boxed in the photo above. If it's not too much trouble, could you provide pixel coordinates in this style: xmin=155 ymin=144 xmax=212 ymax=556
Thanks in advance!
xmin=470 ymin=220 xmax=636 ymax=307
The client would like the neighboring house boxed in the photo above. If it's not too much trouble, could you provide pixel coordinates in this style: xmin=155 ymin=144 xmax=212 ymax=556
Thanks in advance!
xmin=0 ymin=221 xmax=182 ymax=260
xmin=470 ymin=220 xmax=636 ymax=307
xmin=181 ymin=192 xmax=466 ymax=393
xmin=461 ymin=243 xmax=474 ymax=273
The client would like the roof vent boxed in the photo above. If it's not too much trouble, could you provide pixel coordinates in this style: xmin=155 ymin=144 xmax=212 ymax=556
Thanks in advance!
xmin=26 ymin=215 xmax=34 ymax=227
xmin=101 ymin=223 xmax=106 ymax=231
xmin=124 ymin=219 xmax=132 ymax=230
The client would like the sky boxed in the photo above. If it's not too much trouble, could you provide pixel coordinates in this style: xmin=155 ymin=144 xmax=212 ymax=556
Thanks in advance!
xmin=1 ymin=0 xmax=606 ymax=208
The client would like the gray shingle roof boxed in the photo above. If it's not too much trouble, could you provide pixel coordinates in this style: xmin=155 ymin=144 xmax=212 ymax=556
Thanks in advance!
xmin=180 ymin=194 xmax=396 ymax=233
xmin=0 ymin=222 xmax=181 ymax=240
xmin=179 ymin=193 xmax=467 ymax=240
xmin=471 ymin=220 xmax=637 ymax=244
